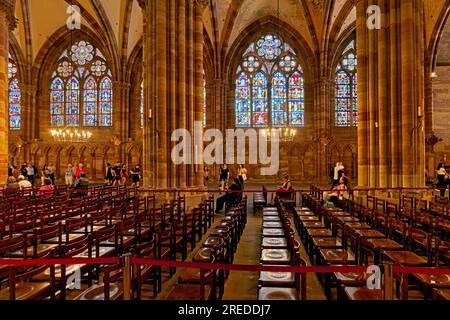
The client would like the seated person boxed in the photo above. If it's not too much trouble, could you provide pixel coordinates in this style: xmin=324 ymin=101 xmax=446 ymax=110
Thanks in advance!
xmin=215 ymin=178 xmax=242 ymax=213
xmin=4 ymin=176 xmax=19 ymax=194
xmin=271 ymin=173 xmax=293 ymax=204
xmin=39 ymin=178 xmax=54 ymax=200
xmin=323 ymin=176 xmax=350 ymax=206
xmin=75 ymin=172 xmax=89 ymax=188
xmin=17 ymin=175 xmax=33 ymax=195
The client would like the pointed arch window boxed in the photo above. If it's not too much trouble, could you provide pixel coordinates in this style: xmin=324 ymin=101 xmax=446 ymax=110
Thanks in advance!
xmin=8 ymin=53 xmax=21 ymax=130
xmin=140 ymin=81 xmax=144 ymax=128
xmin=49 ymin=40 xmax=113 ymax=127
xmin=203 ymin=71 xmax=207 ymax=128
xmin=234 ymin=33 xmax=305 ymax=128
xmin=335 ymin=40 xmax=357 ymax=127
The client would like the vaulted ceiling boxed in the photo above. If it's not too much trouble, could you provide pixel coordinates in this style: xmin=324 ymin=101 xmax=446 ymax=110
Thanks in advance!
xmin=10 ymin=0 xmax=450 ymax=69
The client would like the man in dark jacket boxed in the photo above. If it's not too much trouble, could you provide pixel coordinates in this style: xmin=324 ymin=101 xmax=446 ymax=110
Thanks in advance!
xmin=215 ymin=178 xmax=242 ymax=213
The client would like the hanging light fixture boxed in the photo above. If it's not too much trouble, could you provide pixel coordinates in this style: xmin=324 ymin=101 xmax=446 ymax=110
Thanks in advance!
xmin=51 ymin=129 xmax=92 ymax=142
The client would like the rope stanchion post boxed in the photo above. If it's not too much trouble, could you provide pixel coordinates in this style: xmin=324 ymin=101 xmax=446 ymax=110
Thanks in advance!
xmin=122 ymin=254 xmax=132 ymax=300
xmin=383 ymin=263 xmax=394 ymax=300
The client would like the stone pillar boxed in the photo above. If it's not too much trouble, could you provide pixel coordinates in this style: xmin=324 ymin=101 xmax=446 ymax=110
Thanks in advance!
xmin=356 ymin=0 xmax=426 ymax=190
xmin=0 ymin=0 xmax=16 ymax=183
xmin=140 ymin=0 xmax=207 ymax=189
xmin=194 ymin=0 xmax=205 ymax=187
xmin=177 ymin=0 xmax=187 ymax=188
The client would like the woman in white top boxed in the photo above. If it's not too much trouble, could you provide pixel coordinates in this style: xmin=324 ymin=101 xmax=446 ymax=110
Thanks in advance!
xmin=436 ymin=163 xmax=448 ymax=197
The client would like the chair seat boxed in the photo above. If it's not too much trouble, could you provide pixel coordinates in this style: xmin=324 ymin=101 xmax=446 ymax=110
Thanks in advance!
xmin=296 ymin=207 xmax=311 ymax=211
xmin=302 ymin=221 xmax=325 ymax=229
xmin=202 ymin=237 xmax=222 ymax=248
xmin=263 ymin=212 xmax=279 ymax=217
xmin=0 ymin=281 xmax=52 ymax=300
xmin=300 ymin=216 xmax=320 ymax=222
xmin=320 ymin=249 xmax=356 ymax=264
xmin=74 ymin=283 xmax=122 ymax=300
xmin=413 ymin=274 xmax=450 ymax=287
xmin=262 ymin=222 xmax=283 ymax=229
xmin=433 ymin=288 xmax=450 ymax=300
xmin=258 ymin=287 xmax=297 ymax=300
xmin=263 ymin=216 xmax=281 ymax=222
xmin=307 ymin=229 xmax=333 ymax=237
xmin=259 ymin=269 xmax=295 ymax=286
xmin=262 ymin=229 xmax=285 ymax=237
xmin=193 ymin=248 xmax=213 ymax=262
xmin=261 ymin=237 xmax=288 ymax=249
xmin=344 ymin=222 xmax=372 ymax=230
xmin=260 ymin=249 xmax=290 ymax=265
xmin=312 ymin=237 xmax=342 ymax=249
xmin=166 ymin=284 xmax=212 ymax=300
xmin=334 ymin=271 xmax=371 ymax=283
xmin=344 ymin=286 xmax=383 ymax=300
xmin=382 ymin=251 xmax=428 ymax=266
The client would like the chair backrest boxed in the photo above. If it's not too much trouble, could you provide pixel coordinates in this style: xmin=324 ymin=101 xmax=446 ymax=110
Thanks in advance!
xmin=8 ymin=250 xmax=55 ymax=300
xmin=0 ymin=234 xmax=27 ymax=258
xmin=102 ymin=264 xmax=124 ymax=300
xmin=94 ymin=224 xmax=118 ymax=257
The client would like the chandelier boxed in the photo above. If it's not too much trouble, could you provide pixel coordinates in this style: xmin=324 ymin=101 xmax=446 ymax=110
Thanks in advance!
xmin=260 ymin=127 xmax=297 ymax=142
xmin=51 ymin=128 xmax=92 ymax=143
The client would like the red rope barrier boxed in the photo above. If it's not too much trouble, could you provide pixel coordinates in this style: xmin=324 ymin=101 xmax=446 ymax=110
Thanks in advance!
xmin=0 ymin=257 xmax=449 ymax=276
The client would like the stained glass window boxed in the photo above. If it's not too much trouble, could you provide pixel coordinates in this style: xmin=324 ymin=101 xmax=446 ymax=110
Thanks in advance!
xmin=271 ymin=72 xmax=286 ymax=127
xmin=234 ymin=33 xmax=305 ymax=128
xmin=252 ymin=71 xmax=269 ymax=127
xmin=99 ymin=77 xmax=113 ymax=127
xmin=140 ymin=81 xmax=144 ymax=128
xmin=9 ymin=79 xmax=21 ymax=130
xmin=8 ymin=54 xmax=21 ymax=130
xmin=235 ymin=72 xmax=251 ymax=127
xmin=66 ymin=77 xmax=80 ymax=126
xmin=203 ymin=74 xmax=207 ymax=128
xmin=335 ymin=40 xmax=357 ymax=127
xmin=50 ymin=40 xmax=113 ymax=127
xmin=83 ymin=76 xmax=97 ymax=126
xmin=288 ymin=72 xmax=304 ymax=126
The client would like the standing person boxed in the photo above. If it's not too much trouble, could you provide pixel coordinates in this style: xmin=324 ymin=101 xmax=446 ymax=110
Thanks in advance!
xmin=65 ymin=164 xmax=75 ymax=186
xmin=237 ymin=164 xmax=248 ymax=186
xmin=47 ymin=163 xmax=56 ymax=185
xmin=26 ymin=163 xmax=36 ymax=187
xmin=332 ymin=162 xmax=345 ymax=188
xmin=219 ymin=164 xmax=230 ymax=191
xmin=112 ymin=162 xmax=122 ymax=187
xmin=121 ymin=164 xmax=128 ymax=185
xmin=130 ymin=164 xmax=141 ymax=188
xmin=203 ymin=166 xmax=210 ymax=187
xmin=41 ymin=165 xmax=51 ymax=186
xmin=104 ymin=162 xmax=113 ymax=185
xmin=74 ymin=163 xmax=86 ymax=180
xmin=20 ymin=163 xmax=28 ymax=177
xmin=436 ymin=163 xmax=448 ymax=197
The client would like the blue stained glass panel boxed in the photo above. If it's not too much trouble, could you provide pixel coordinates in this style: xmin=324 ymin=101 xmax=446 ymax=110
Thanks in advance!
xmin=235 ymin=73 xmax=251 ymax=127
xmin=99 ymin=77 xmax=113 ymax=127
xmin=9 ymin=78 xmax=21 ymax=130
xmin=50 ymin=77 xmax=65 ymax=126
xmin=66 ymin=77 xmax=79 ymax=126
xmin=271 ymin=72 xmax=286 ymax=127
xmin=288 ymin=72 xmax=304 ymax=127
xmin=335 ymin=70 xmax=351 ymax=127
xmin=83 ymin=77 xmax=97 ymax=126
xmin=252 ymin=72 xmax=268 ymax=127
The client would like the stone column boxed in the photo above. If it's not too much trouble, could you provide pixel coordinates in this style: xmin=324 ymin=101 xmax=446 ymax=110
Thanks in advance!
xmin=356 ymin=0 xmax=426 ymax=190
xmin=0 ymin=0 xmax=16 ymax=183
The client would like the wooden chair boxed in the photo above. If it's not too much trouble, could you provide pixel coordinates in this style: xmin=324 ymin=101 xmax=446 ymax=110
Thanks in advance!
xmin=165 ymin=256 xmax=216 ymax=300
xmin=134 ymin=234 xmax=159 ymax=299
xmin=75 ymin=264 xmax=124 ymax=300
xmin=0 ymin=250 xmax=56 ymax=300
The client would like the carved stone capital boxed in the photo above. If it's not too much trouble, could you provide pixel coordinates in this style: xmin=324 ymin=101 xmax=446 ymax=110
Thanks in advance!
xmin=0 ymin=0 xmax=18 ymax=31
xmin=194 ymin=0 xmax=209 ymax=10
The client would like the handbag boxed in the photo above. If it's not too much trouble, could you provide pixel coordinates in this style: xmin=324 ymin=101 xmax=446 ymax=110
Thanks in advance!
xmin=242 ymin=173 xmax=247 ymax=181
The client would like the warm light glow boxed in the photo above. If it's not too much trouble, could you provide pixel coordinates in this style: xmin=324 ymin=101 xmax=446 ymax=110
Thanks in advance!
xmin=51 ymin=128 xmax=93 ymax=143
